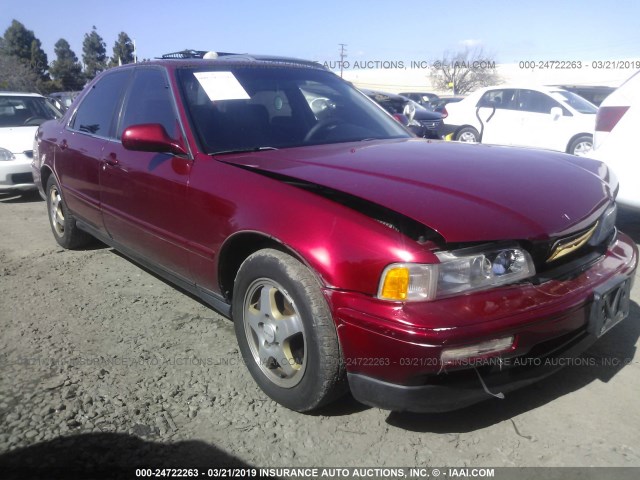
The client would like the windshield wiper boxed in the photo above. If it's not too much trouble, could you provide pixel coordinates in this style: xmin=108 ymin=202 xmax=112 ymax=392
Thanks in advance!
xmin=210 ymin=146 xmax=279 ymax=156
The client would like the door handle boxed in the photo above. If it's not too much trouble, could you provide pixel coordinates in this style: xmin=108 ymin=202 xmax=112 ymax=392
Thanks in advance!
xmin=103 ymin=153 xmax=119 ymax=167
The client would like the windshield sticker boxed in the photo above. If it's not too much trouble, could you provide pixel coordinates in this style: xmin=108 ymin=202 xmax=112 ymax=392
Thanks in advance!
xmin=194 ymin=71 xmax=250 ymax=101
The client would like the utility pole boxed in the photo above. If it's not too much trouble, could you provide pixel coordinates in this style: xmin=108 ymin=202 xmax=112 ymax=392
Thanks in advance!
xmin=339 ymin=43 xmax=347 ymax=78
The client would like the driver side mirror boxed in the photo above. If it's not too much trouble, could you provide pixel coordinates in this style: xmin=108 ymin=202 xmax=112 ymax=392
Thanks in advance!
xmin=550 ymin=107 xmax=563 ymax=121
xmin=122 ymin=124 xmax=188 ymax=156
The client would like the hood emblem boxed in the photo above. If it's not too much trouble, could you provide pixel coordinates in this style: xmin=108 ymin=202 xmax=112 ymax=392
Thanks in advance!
xmin=547 ymin=222 xmax=598 ymax=263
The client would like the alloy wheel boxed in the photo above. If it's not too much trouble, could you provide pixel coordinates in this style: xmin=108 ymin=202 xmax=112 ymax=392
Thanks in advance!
xmin=49 ymin=186 xmax=65 ymax=237
xmin=242 ymin=278 xmax=307 ymax=388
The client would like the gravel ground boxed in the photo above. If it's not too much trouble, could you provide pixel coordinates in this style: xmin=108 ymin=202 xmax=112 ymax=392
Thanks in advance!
xmin=1 ymin=191 xmax=639 ymax=477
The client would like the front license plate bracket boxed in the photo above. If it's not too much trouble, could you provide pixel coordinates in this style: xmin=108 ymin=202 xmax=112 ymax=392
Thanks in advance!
xmin=588 ymin=276 xmax=631 ymax=338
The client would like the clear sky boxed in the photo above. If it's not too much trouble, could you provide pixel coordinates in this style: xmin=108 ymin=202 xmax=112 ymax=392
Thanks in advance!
xmin=2 ymin=0 xmax=639 ymax=65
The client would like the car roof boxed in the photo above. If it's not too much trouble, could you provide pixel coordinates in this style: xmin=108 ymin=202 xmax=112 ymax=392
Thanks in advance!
xmin=50 ymin=91 xmax=80 ymax=96
xmin=151 ymin=50 xmax=328 ymax=71
xmin=550 ymin=84 xmax=615 ymax=90
xmin=0 ymin=91 xmax=44 ymax=98
xmin=458 ymin=85 xmax=575 ymax=101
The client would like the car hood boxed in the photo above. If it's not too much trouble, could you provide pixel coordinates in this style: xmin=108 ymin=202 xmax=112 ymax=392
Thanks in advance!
xmin=219 ymin=139 xmax=613 ymax=242
xmin=0 ymin=126 xmax=37 ymax=154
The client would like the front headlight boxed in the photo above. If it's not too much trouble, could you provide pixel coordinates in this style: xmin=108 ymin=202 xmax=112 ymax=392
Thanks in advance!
xmin=0 ymin=148 xmax=15 ymax=161
xmin=378 ymin=244 xmax=535 ymax=302
xmin=589 ymin=203 xmax=617 ymax=246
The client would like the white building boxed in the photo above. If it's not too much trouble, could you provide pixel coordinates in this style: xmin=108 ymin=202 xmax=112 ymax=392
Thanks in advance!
xmin=341 ymin=61 xmax=639 ymax=95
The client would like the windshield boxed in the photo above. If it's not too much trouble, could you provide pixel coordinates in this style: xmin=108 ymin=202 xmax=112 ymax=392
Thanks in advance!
xmin=177 ymin=66 xmax=410 ymax=154
xmin=0 ymin=96 xmax=62 ymax=127
xmin=551 ymin=90 xmax=598 ymax=114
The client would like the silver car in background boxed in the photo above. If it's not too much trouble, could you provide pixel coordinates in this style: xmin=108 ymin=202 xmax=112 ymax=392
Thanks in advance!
xmin=0 ymin=92 xmax=61 ymax=193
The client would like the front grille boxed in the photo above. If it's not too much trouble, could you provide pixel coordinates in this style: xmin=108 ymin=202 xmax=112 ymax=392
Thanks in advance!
xmin=23 ymin=150 xmax=34 ymax=159
xmin=10 ymin=172 xmax=33 ymax=184
xmin=527 ymin=223 xmax=599 ymax=269
xmin=524 ymin=205 xmax=617 ymax=282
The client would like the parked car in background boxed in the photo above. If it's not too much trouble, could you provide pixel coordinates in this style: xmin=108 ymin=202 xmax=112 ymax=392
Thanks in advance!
xmin=363 ymin=89 xmax=443 ymax=139
xmin=551 ymin=85 xmax=615 ymax=107
xmin=33 ymin=53 xmax=637 ymax=414
xmin=587 ymin=71 xmax=640 ymax=210
xmin=399 ymin=91 xmax=439 ymax=109
xmin=48 ymin=91 xmax=81 ymax=112
xmin=444 ymin=85 xmax=596 ymax=155
xmin=0 ymin=92 xmax=62 ymax=193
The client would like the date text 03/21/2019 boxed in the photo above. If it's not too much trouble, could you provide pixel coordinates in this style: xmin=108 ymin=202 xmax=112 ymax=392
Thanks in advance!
xmin=519 ymin=60 xmax=640 ymax=70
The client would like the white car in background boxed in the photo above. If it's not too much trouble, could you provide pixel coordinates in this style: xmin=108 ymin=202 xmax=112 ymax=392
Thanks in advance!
xmin=588 ymin=70 xmax=640 ymax=210
xmin=443 ymin=85 xmax=596 ymax=155
xmin=0 ymin=92 xmax=62 ymax=193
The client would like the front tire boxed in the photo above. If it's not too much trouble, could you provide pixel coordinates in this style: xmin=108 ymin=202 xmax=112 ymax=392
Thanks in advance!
xmin=232 ymin=249 xmax=346 ymax=412
xmin=569 ymin=135 xmax=592 ymax=156
xmin=46 ymin=176 xmax=93 ymax=249
xmin=456 ymin=126 xmax=480 ymax=143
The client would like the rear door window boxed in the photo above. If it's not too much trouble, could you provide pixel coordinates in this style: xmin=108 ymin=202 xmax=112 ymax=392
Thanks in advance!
xmin=477 ymin=89 xmax=517 ymax=109
xmin=70 ymin=70 xmax=131 ymax=137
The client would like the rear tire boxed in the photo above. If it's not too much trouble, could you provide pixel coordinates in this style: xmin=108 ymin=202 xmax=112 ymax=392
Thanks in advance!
xmin=456 ymin=126 xmax=480 ymax=143
xmin=569 ymin=135 xmax=592 ymax=156
xmin=232 ymin=249 xmax=346 ymax=412
xmin=46 ymin=176 xmax=93 ymax=249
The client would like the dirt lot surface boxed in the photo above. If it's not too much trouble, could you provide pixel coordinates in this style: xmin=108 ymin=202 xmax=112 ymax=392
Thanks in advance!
xmin=1 ymin=191 xmax=639 ymax=477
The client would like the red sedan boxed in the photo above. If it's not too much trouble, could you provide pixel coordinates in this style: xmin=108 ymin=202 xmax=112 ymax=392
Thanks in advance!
xmin=33 ymin=52 xmax=637 ymax=413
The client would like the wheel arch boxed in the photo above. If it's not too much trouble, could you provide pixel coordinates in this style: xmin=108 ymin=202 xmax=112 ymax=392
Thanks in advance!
xmin=40 ymin=165 xmax=54 ymax=196
xmin=217 ymin=231 xmax=320 ymax=302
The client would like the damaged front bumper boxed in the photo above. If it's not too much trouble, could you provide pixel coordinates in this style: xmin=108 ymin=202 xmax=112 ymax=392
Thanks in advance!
xmin=328 ymin=232 xmax=638 ymax=412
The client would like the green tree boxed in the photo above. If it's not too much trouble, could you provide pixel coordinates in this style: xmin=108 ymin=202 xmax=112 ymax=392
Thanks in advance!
xmin=82 ymin=26 xmax=107 ymax=80
xmin=109 ymin=32 xmax=134 ymax=67
xmin=1 ymin=19 xmax=49 ymax=79
xmin=1 ymin=19 xmax=34 ymax=61
xmin=49 ymin=39 xmax=85 ymax=91
xmin=29 ymin=38 xmax=48 ymax=78
xmin=0 ymin=50 xmax=38 ymax=91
